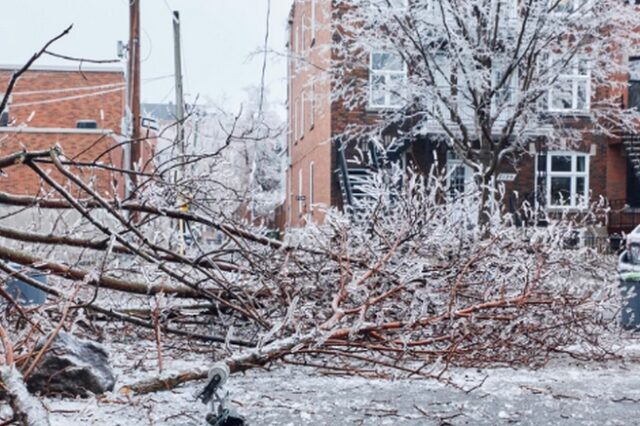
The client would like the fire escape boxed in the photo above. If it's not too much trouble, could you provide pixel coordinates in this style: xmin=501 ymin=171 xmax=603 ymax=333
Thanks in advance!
xmin=625 ymin=75 xmax=640 ymax=190
xmin=610 ymin=59 xmax=640 ymax=234
xmin=337 ymin=136 xmax=407 ymax=210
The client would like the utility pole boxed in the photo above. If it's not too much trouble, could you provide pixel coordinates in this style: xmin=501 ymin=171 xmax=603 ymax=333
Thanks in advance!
xmin=173 ymin=11 xmax=187 ymax=254
xmin=173 ymin=11 xmax=185 ymax=172
xmin=129 ymin=0 xmax=142 ymax=194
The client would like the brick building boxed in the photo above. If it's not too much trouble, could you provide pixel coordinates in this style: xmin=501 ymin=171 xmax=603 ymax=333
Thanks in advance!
xmin=283 ymin=1 xmax=640 ymax=234
xmin=0 ymin=65 xmax=145 ymax=199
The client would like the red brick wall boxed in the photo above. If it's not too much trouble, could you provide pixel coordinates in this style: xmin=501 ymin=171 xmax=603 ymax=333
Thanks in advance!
xmin=286 ymin=0 xmax=335 ymax=227
xmin=606 ymin=142 xmax=627 ymax=203
xmin=0 ymin=131 xmax=125 ymax=198
xmin=0 ymin=69 xmax=124 ymax=131
xmin=0 ymin=68 xmax=127 ymax=198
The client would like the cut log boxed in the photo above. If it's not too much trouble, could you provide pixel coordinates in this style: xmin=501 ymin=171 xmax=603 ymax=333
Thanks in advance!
xmin=0 ymin=366 xmax=50 ymax=426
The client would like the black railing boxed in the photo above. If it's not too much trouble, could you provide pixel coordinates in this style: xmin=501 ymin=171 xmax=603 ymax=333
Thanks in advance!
xmin=608 ymin=199 xmax=640 ymax=235
xmin=336 ymin=141 xmax=353 ymax=206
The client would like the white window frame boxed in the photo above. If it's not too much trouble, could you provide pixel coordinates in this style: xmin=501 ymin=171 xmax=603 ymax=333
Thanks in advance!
xmin=491 ymin=62 xmax=519 ymax=118
xmin=446 ymin=151 xmax=473 ymax=196
xmin=495 ymin=0 xmax=518 ymax=22
xmin=310 ymin=83 xmax=315 ymax=130
xmin=298 ymin=168 xmax=304 ymax=214
xmin=369 ymin=51 xmax=407 ymax=109
xmin=301 ymin=13 xmax=306 ymax=51
xmin=311 ymin=0 xmax=316 ymax=45
xmin=300 ymin=91 xmax=305 ymax=139
xmin=549 ymin=0 xmax=592 ymax=15
xmin=309 ymin=161 xmax=315 ymax=211
xmin=544 ymin=151 xmax=590 ymax=209
xmin=547 ymin=56 xmax=591 ymax=114
xmin=370 ymin=0 xmax=408 ymax=9
xmin=293 ymin=98 xmax=299 ymax=142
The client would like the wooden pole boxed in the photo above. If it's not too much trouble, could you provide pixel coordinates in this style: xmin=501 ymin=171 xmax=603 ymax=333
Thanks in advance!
xmin=129 ymin=0 xmax=142 ymax=193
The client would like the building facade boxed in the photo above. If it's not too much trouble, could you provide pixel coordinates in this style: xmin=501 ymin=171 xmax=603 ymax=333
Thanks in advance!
xmin=0 ymin=65 xmax=153 ymax=199
xmin=283 ymin=0 xmax=640 ymax=234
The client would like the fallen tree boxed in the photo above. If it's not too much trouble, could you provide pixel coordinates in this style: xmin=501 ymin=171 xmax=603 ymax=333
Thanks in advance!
xmin=0 ymin=17 xmax=627 ymax=424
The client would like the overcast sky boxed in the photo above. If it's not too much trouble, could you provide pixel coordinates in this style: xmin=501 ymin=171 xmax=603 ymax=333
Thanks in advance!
xmin=0 ymin=0 xmax=292 ymax=114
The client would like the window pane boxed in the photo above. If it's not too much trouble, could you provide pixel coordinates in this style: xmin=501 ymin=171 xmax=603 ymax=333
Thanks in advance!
xmin=551 ymin=83 xmax=573 ymax=110
xmin=554 ymin=0 xmax=574 ymax=13
xmin=372 ymin=52 xmax=404 ymax=71
xmin=550 ymin=177 xmax=572 ymax=206
xmin=576 ymin=177 xmax=586 ymax=200
xmin=449 ymin=164 xmax=466 ymax=195
xmin=577 ymin=58 xmax=589 ymax=75
xmin=551 ymin=155 xmax=572 ymax=172
xmin=630 ymin=58 xmax=640 ymax=81
xmin=389 ymin=0 xmax=407 ymax=8
xmin=371 ymin=74 xmax=387 ymax=106
xmin=576 ymin=155 xmax=586 ymax=172
xmin=389 ymin=74 xmax=405 ymax=105
xmin=576 ymin=81 xmax=588 ymax=110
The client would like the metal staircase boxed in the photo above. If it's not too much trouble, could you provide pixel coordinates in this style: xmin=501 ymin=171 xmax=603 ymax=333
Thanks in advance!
xmin=624 ymin=137 xmax=640 ymax=181
xmin=337 ymin=142 xmax=374 ymax=209
xmin=337 ymin=138 xmax=408 ymax=210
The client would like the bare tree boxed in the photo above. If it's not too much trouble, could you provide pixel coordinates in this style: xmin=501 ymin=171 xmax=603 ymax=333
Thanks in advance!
xmin=331 ymin=0 xmax=640 ymax=219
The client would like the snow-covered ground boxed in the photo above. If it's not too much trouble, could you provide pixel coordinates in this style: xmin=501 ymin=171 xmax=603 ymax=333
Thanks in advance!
xmin=44 ymin=340 xmax=640 ymax=425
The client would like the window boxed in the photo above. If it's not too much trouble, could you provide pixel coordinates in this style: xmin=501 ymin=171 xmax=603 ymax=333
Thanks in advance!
xmin=544 ymin=151 xmax=589 ymax=209
xmin=300 ymin=91 xmax=305 ymax=139
xmin=76 ymin=120 xmax=98 ymax=129
xmin=369 ymin=52 xmax=407 ymax=109
xmin=293 ymin=98 xmax=298 ymax=142
xmin=629 ymin=57 xmax=640 ymax=110
xmin=301 ymin=13 xmax=306 ymax=51
xmin=548 ymin=57 xmax=590 ymax=113
xmin=550 ymin=0 xmax=591 ymax=14
xmin=309 ymin=162 xmax=315 ymax=211
xmin=430 ymin=54 xmax=451 ymax=118
xmin=497 ymin=0 xmax=518 ymax=20
xmin=311 ymin=0 xmax=316 ymax=45
xmin=492 ymin=62 xmax=518 ymax=119
xmin=310 ymin=83 xmax=315 ymax=130
xmin=371 ymin=0 xmax=408 ymax=8
xmin=447 ymin=151 xmax=473 ymax=196
xmin=630 ymin=57 xmax=640 ymax=81
xmin=390 ymin=0 xmax=408 ymax=7
xmin=298 ymin=168 xmax=304 ymax=214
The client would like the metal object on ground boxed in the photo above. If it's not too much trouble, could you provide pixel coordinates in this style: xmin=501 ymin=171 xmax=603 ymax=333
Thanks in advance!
xmin=620 ymin=272 xmax=640 ymax=330
xmin=199 ymin=362 xmax=245 ymax=426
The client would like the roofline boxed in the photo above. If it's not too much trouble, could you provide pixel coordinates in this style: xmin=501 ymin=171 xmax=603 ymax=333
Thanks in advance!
xmin=0 ymin=64 xmax=124 ymax=74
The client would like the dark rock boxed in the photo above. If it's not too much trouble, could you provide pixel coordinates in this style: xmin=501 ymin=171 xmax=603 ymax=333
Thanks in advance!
xmin=26 ymin=331 xmax=116 ymax=397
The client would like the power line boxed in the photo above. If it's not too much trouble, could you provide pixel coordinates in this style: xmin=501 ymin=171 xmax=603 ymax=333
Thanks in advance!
xmin=9 ymin=75 xmax=174 ymax=108
xmin=10 ymin=87 xmax=125 ymax=108
xmin=12 ymin=74 xmax=173 ymax=97
xmin=14 ymin=82 xmax=125 ymax=96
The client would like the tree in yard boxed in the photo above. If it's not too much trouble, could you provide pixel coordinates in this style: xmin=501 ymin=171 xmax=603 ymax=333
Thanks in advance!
xmin=332 ymin=0 xmax=640 ymax=220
